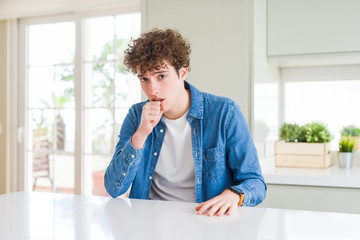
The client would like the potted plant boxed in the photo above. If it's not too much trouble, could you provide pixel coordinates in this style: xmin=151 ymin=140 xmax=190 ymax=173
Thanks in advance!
xmin=341 ymin=125 xmax=360 ymax=151
xmin=303 ymin=121 xmax=332 ymax=143
xmin=338 ymin=136 xmax=355 ymax=168
xmin=275 ymin=121 xmax=332 ymax=168
xmin=279 ymin=123 xmax=306 ymax=142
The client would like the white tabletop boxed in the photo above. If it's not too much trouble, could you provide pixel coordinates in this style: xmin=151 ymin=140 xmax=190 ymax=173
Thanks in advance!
xmin=261 ymin=157 xmax=360 ymax=188
xmin=1 ymin=191 xmax=360 ymax=240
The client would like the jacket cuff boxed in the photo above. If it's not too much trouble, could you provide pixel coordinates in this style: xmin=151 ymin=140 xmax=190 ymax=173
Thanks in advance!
xmin=230 ymin=185 xmax=252 ymax=206
xmin=121 ymin=139 xmax=143 ymax=165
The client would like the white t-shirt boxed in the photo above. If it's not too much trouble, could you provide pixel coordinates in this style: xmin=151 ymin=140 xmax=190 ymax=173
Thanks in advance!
xmin=149 ymin=111 xmax=196 ymax=202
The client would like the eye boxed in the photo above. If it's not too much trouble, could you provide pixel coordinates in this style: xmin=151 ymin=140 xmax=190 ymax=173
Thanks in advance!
xmin=158 ymin=74 xmax=166 ymax=80
xmin=140 ymin=77 xmax=148 ymax=83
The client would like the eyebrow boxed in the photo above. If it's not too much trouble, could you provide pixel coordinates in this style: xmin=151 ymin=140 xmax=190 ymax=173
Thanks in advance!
xmin=137 ymin=70 xmax=169 ymax=78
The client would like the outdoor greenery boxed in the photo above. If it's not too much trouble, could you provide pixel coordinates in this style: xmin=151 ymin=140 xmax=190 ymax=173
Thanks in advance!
xmin=341 ymin=125 xmax=360 ymax=137
xmin=279 ymin=121 xmax=332 ymax=143
xmin=92 ymin=38 xmax=129 ymax=108
xmin=32 ymin=111 xmax=51 ymax=138
xmin=339 ymin=136 xmax=355 ymax=152
xmin=33 ymin=37 xmax=130 ymax=153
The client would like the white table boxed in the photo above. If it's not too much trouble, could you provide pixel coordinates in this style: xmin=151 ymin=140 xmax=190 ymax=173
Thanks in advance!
xmin=1 ymin=191 xmax=360 ymax=240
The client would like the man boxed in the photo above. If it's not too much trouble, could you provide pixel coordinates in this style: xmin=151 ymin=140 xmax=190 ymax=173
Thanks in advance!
xmin=105 ymin=28 xmax=266 ymax=216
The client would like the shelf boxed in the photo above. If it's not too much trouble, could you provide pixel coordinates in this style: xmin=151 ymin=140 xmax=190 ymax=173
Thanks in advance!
xmin=260 ymin=157 xmax=360 ymax=189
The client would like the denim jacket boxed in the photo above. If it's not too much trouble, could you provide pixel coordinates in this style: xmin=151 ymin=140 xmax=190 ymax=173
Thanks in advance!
xmin=105 ymin=82 xmax=267 ymax=206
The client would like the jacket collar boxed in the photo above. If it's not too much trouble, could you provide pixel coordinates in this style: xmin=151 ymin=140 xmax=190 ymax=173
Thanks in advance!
xmin=185 ymin=81 xmax=203 ymax=119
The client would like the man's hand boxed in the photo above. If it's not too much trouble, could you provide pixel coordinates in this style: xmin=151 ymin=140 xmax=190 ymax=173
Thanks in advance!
xmin=132 ymin=101 xmax=164 ymax=149
xmin=195 ymin=189 xmax=240 ymax=217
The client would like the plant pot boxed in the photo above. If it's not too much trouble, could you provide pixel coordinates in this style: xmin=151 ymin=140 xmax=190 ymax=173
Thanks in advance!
xmin=338 ymin=152 xmax=354 ymax=169
xmin=275 ymin=141 xmax=331 ymax=168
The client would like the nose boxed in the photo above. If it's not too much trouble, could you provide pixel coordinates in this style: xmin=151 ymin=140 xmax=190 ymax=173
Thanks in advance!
xmin=148 ymin=79 xmax=159 ymax=95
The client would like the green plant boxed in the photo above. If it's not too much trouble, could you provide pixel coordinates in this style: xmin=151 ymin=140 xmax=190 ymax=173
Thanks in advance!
xmin=339 ymin=136 xmax=355 ymax=152
xmin=92 ymin=38 xmax=129 ymax=108
xmin=304 ymin=121 xmax=332 ymax=143
xmin=279 ymin=123 xmax=306 ymax=142
xmin=32 ymin=110 xmax=51 ymax=137
xmin=341 ymin=125 xmax=360 ymax=137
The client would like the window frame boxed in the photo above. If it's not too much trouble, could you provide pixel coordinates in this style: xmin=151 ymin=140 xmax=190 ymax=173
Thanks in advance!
xmin=18 ymin=6 xmax=140 ymax=195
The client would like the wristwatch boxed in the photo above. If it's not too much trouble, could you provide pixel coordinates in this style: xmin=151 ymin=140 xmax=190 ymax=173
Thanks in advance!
xmin=226 ymin=187 xmax=245 ymax=206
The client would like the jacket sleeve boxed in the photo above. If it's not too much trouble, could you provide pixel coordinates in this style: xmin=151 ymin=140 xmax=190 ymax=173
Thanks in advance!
xmin=225 ymin=104 xmax=267 ymax=206
xmin=104 ymin=105 xmax=144 ymax=198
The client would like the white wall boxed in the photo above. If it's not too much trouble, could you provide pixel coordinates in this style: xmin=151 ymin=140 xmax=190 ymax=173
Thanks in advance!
xmin=142 ymin=0 xmax=253 ymax=124
xmin=267 ymin=0 xmax=360 ymax=57
xmin=0 ymin=0 xmax=139 ymax=20
xmin=281 ymin=64 xmax=360 ymax=82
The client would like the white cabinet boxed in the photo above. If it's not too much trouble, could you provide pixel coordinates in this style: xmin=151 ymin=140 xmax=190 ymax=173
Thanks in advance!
xmin=267 ymin=0 xmax=360 ymax=57
xmin=260 ymin=158 xmax=360 ymax=214
xmin=259 ymin=184 xmax=360 ymax=214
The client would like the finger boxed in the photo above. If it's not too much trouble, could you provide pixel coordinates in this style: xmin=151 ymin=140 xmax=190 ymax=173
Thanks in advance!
xmin=148 ymin=101 xmax=161 ymax=107
xmin=147 ymin=103 xmax=161 ymax=111
xmin=216 ymin=202 xmax=231 ymax=216
xmin=145 ymin=106 xmax=161 ymax=114
xmin=160 ymin=101 xmax=165 ymax=114
xmin=143 ymin=113 xmax=157 ymax=122
xmin=144 ymin=106 xmax=162 ymax=116
xmin=143 ymin=102 xmax=160 ymax=111
xmin=146 ymin=111 xmax=161 ymax=117
xmin=225 ymin=204 xmax=237 ymax=216
xmin=197 ymin=199 xmax=217 ymax=215
xmin=195 ymin=202 xmax=205 ymax=211
xmin=206 ymin=200 xmax=224 ymax=217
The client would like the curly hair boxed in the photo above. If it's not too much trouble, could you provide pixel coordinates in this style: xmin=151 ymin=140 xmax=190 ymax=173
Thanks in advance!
xmin=123 ymin=28 xmax=191 ymax=75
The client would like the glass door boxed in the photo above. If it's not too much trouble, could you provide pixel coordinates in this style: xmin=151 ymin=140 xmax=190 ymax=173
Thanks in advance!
xmin=83 ymin=13 xmax=141 ymax=196
xmin=22 ymin=11 xmax=141 ymax=195
xmin=27 ymin=21 xmax=76 ymax=193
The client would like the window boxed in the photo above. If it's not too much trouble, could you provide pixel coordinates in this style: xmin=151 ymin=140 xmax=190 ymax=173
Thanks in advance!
xmin=27 ymin=21 xmax=76 ymax=193
xmin=83 ymin=14 xmax=141 ymax=196
xmin=253 ymin=82 xmax=279 ymax=157
xmin=284 ymin=78 xmax=360 ymax=150
xmin=21 ymin=11 xmax=141 ymax=195
xmin=254 ymin=65 xmax=360 ymax=156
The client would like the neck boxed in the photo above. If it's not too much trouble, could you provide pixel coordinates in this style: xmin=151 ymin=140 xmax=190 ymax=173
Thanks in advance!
xmin=164 ymin=89 xmax=191 ymax=120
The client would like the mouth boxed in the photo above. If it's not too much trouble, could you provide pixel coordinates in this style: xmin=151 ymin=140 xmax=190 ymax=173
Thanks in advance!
xmin=152 ymin=98 xmax=165 ymax=103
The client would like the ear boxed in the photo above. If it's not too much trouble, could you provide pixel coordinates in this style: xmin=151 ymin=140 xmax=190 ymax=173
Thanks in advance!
xmin=179 ymin=66 xmax=188 ymax=81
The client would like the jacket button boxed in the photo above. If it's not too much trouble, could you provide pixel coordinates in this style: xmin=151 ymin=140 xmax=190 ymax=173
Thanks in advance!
xmin=154 ymin=152 xmax=158 ymax=156
xmin=131 ymin=154 xmax=135 ymax=159
xmin=149 ymin=176 xmax=152 ymax=180
xmin=160 ymin=129 xmax=164 ymax=133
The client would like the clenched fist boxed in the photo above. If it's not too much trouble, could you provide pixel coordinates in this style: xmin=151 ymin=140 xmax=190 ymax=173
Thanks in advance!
xmin=131 ymin=101 xmax=164 ymax=149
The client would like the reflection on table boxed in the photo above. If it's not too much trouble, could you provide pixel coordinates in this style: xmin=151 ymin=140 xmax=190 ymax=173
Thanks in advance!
xmin=0 ymin=192 xmax=360 ymax=240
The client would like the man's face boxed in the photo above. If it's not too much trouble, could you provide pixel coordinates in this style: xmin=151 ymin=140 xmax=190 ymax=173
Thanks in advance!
xmin=136 ymin=60 xmax=188 ymax=118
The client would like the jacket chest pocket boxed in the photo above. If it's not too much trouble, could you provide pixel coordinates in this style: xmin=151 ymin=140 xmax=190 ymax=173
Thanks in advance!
xmin=203 ymin=146 xmax=225 ymax=179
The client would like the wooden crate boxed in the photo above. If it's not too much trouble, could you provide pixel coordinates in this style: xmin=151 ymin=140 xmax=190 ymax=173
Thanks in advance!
xmin=275 ymin=141 xmax=331 ymax=168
